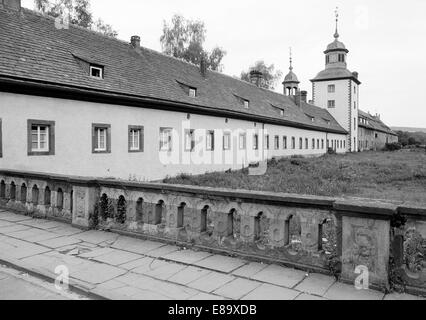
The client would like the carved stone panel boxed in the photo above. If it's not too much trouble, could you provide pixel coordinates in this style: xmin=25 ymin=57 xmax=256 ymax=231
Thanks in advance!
xmin=341 ymin=216 xmax=390 ymax=289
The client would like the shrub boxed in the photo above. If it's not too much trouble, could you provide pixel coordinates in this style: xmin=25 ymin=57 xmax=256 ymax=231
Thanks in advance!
xmin=384 ymin=142 xmax=402 ymax=151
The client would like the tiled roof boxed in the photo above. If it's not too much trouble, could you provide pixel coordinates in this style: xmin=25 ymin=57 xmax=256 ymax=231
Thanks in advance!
xmin=312 ymin=67 xmax=360 ymax=84
xmin=0 ymin=7 xmax=346 ymax=134
xmin=358 ymin=110 xmax=397 ymax=136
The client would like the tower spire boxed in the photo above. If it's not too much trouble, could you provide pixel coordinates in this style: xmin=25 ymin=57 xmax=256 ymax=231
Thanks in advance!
xmin=289 ymin=47 xmax=293 ymax=71
xmin=334 ymin=7 xmax=339 ymax=39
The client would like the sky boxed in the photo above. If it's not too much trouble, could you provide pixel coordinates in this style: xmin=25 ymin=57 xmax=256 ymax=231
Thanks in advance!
xmin=22 ymin=0 xmax=426 ymax=128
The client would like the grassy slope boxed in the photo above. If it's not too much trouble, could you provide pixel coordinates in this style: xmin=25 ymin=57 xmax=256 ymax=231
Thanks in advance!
xmin=163 ymin=150 xmax=426 ymax=205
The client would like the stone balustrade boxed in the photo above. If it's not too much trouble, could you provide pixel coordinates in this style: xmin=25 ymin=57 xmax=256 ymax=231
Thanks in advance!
xmin=0 ymin=169 xmax=424 ymax=296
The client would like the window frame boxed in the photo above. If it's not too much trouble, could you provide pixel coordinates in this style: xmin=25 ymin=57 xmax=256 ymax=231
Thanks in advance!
xmin=92 ymin=123 xmax=111 ymax=154
xmin=206 ymin=130 xmax=215 ymax=151
xmin=243 ymin=100 xmax=249 ymax=109
xmin=184 ymin=129 xmax=195 ymax=152
xmin=253 ymin=134 xmax=259 ymax=150
xmin=189 ymin=87 xmax=197 ymax=98
xmin=291 ymin=137 xmax=296 ymax=149
xmin=27 ymin=119 xmax=55 ymax=156
xmin=160 ymin=127 xmax=173 ymax=152
xmin=128 ymin=125 xmax=144 ymax=153
xmin=264 ymin=134 xmax=270 ymax=150
xmin=274 ymin=135 xmax=280 ymax=150
xmin=283 ymin=136 xmax=287 ymax=150
xmin=328 ymin=84 xmax=335 ymax=93
xmin=223 ymin=132 xmax=231 ymax=151
xmin=327 ymin=100 xmax=336 ymax=108
xmin=90 ymin=65 xmax=104 ymax=79
xmin=239 ymin=133 xmax=247 ymax=150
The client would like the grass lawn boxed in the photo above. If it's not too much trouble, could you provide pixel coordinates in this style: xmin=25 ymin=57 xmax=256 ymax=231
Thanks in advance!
xmin=163 ymin=149 xmax=426 ymax=205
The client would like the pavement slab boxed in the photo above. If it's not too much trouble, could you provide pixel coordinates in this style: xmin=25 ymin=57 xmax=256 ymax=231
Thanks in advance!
xmin=115 ymin=273 xmax=199 ymax=300
xmin=250 ymin=264 xmax=307 ymax=288
xmin=111 ymin=236 xmax=166 ymax=255
xmin=131 ymin=257 xmax=187 ymax=280
xmin=296 ymin=293 xmax=328 ymax=300
xmin=187 ymin=271 xmax=235 ymax=293
xmin=163 ymin=249 xmax=212 ymax=265
xmin=72 ymin=230 xmax=119 ymax=245
xmin=0 ymin=224 xmax=32 ymax=235
xmin=36 ymin=236 xmax=82 ymax=249
xmin=93 ymin=250 xmax=142 ymax=266
xmin=0 ymin=213 xmax=32 ymax=222
xmin=295 ymin=273 xmax=336 ymax=296
xmin=324 ymin=282 xmax=385 ymax=300
xmin=232 ymin=262 xmax=268 ymax=278
xmin=193 ymin=255 xmax=247 ymax=273
xmin=0 ymin=237 xmax=51 ymax=259
xmin=213 ymin=278 xmax=262 ymax=300
xmin=167 ymin=266 xmax=212 ymax=286
xmin=241 ymin=283 xmax=300 ymax=300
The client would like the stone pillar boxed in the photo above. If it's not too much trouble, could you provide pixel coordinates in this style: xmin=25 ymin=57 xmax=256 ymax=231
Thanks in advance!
xmin=335 ymin=200 xmax=395 ymax=291
xmin=213 ymin=211 xmax=231 ymax=238
xmin=240 ymin=215 xmax=255 ymax=243
xmin=300 ymin=213 xmax=320 ymax=253
xmin=268 ymin=217 xmax=286 ymax=248
xmin=72 ymin=185 xmax=99 ymax=229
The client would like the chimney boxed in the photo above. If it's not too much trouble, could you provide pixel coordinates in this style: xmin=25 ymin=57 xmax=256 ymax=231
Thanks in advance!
xmin=200 ymin=55 xmax=207 ymax=77
xmin=130 ymin=35 xmax=141 ymax=49
xmin=2 ymin=0 xmax=21 ymax=10
xmin=294 ymin=89 xmax=302 ymax=107
xmin=249 ymin=70 xmax=263 ymax=87
xmin=301 ymin=90 xmax=307 ymax=103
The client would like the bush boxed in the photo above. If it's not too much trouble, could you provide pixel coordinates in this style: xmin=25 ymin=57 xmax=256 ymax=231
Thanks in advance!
xmin=384 ymin=142 xmax=402 ymax=151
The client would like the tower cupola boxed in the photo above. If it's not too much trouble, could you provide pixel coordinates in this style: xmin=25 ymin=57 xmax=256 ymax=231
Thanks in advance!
xmin=282 ymin=48 xmax=300 ymax=96
xmin=324 ymin=8 xmax=349 ymax=69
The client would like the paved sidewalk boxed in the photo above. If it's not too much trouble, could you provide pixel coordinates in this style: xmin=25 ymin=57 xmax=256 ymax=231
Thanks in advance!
xmin=0 ymin=210 xmax=423 ymax=300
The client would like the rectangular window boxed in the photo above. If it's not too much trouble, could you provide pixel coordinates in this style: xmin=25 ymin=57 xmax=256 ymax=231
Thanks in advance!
xmin=90 ymin=65 xmax=103 ymax=79
xmin=243 ymin=100 xmax=249 ymax=109
xmin=128 ymin=126 xmax=144 ymax=153
xmin=354 ymin=118 xmax=357 ymax=129
xmin=206 ymin=130 xmax=215 ymax=151
xmin=321 ymin=139 xmax=324 ymax=149
xmin=28 ymin=120 xmax=55 ymax=156
xmin=328 ymin=85 xmax=335 ymax=93
xmin=160 ymin=127 xmax=173 ymax=151
xmin=305 ymin=138 xmax=309 ymax=149
xmin=253 ymin=134 xmax=259 ymax=150
xmin=328 ymin=100 xmax=335 ymax=108
xmin=189 ymin=88 xmax=197 ymax=98
xmin=283 ymin=136 xmax=287 ymax=149
xmin=264 ymin=135 xmax=270 ymax=150
xmin=317 ymin=139 xmax=320 ymax=150
xmin=312 ymin=138 xmax=315 ymax=149
xmin=274 ymin=136 xmax=279 ymax=150
xmin=344 ymin=140 xmax=346 ymax=149
xmin=223 ymin=132 xmax=231 ymax=150
xmin=354 ymin=101 xmax=357 ymax=110
xmin=184 ymin=129 xmax=195 ymax=152
xmin=92 ymin=124 xmax=111 ymax=154
xmin=299 ymin=138 xmax=303 ymax=150
xmin=292 ymin=137 xmax=296 ymax=149
xmin=239 ymin=133 xmax=246 ymax=150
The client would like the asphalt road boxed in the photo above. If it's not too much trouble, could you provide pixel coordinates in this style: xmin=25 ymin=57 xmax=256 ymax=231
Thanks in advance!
xmin=0 ymin=264 xmax=90 ymax=300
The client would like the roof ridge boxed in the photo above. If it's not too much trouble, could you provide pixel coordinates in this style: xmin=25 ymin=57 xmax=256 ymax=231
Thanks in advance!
xmin=20 ymin=7 xmax=130 ymax=45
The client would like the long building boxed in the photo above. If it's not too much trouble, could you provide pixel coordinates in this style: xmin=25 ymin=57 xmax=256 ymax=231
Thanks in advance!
xmin=0 ymin=0 xmax=396 ymax=181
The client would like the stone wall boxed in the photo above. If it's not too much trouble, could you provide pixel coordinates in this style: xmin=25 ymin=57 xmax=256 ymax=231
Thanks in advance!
xmin=0 ymin=170 xmax=424 ymax=295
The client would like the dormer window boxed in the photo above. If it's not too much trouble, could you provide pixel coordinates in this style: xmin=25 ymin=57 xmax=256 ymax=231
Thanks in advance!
xmin=305 ymin=114 xmax=315 ymax=122
xmin=280 ymin=109 xmax=284 ymax=116
xmin=243 ymin=100 xmax=249 ymax=109
xmin=189 ymin=88 xmax=197 ymax=98
xmin=90 ymin=65 xmax=103 ymax=79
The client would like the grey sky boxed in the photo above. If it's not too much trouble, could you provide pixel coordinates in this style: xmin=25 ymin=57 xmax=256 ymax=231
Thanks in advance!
xmin=22 ymin=0 xmax=426 ymax=127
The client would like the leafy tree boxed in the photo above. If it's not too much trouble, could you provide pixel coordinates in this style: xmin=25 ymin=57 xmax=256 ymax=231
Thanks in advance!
xmin=241 ymin=60 xmax=283 ymax=90
xmin=160 ymin=14 xmax=226 ymax=72
xmin=34 ymin=0 xmax=118 ymax=37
